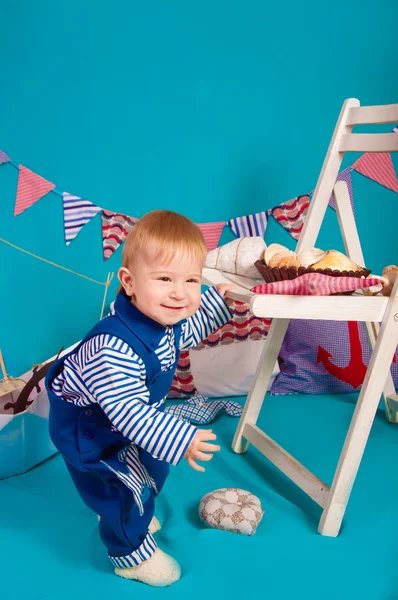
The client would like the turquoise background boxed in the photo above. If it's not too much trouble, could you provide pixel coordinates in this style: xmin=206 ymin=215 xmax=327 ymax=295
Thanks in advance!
xmin=0 ymin=0 xmax=397 ymax=375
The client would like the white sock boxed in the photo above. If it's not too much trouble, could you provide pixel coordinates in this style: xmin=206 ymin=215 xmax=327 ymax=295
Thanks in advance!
xmin=149 ymin=515 xmax=161 ymax=534
xmin=114 ymin=548 xmax=180 ymax=587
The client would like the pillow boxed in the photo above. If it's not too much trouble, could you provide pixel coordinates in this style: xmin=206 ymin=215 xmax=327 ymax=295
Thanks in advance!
xmin=168 ymin=301 xmax=278 ymax=398
xmin=199 ymin=488 xmax=264 ymax=536
xmin=270 ymin=319 xmax=398 ymax=395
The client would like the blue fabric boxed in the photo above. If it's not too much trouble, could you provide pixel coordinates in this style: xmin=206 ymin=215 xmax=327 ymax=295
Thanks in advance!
xmin=165 ymin=396 xmax=243 ymax=425
xmin=65 ymin=444 xmax=169 ymax=559
xmin=45 ymin=291 xmax=181 ymax=558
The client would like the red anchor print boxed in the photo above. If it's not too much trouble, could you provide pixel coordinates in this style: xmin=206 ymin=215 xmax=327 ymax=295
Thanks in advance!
xmin=317 ymin=322 xmax=397 ymax=389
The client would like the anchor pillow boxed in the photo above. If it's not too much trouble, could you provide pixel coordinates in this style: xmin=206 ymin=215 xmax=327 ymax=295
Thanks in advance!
xmin=270 ymin=319 xmax=398 ymax=395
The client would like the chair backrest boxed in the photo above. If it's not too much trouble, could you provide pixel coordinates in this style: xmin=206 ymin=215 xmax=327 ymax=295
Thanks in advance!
xmin=297 ymin=99 xmax=398 ymax=252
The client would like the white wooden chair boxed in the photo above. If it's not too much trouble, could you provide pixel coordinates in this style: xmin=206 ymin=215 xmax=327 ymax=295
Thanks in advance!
xmin=203 ymin=99 xmax=398 ymax=537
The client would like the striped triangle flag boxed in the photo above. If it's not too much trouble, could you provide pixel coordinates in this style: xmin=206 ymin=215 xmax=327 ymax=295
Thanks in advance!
xmin=327 ymin=168 xmax=355 ymax=216
xmin=14 ymin=165 xmax=55 ymax=216
xmin=63 ymin=192 xmax=101 ymax=246
xmin=351 ymin=152 xmax=398 ymax=193
xmin=268 ymin=194 xmax=310 ymax=241
xmin=197 ymin=221 xmax=225 ymax=251
xmin=0 ymin=150 xmax=10 ymax=165
xmin=102 ymin=210 xmax=139 ymax=261
xmin=227 ymin=211 xmax=268 ymax=238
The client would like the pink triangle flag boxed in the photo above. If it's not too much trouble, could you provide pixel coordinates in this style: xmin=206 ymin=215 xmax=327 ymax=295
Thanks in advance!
xmin=268 ymin=194 xmax=310 ymax=241
xmin=352 ymin=152 xmax=398 ymax=193
xmin=197 ymin=221 xmax=225 ymax=251
xmin=0 ymin=150 xmax=10 ymax=165
xmin=14 ymin=165 xmax=56 ymax=216
xmin=102 ymin=210 xmax=139 ymax=261
xmin=327 ymin=168 xmax=355 ymax=216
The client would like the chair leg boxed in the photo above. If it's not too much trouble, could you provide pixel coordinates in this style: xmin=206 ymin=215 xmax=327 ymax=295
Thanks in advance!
xmin=318 ymin=303 xmax=398 ymax=537
xmin=232 ymin=318 xmax=290 ymax=454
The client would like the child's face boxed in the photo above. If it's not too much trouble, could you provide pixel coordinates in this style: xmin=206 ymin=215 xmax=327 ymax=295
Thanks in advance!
xmin=119 ymin=250 xmax=203 ymax=327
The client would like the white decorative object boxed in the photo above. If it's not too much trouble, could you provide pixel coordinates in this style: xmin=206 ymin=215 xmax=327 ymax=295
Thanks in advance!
xmin=199 ymin=488 xmax=264 ymax=535
xmin=297 ymin=247 xmax=327 ymax=268
xmin=189 ymin=339 xmax=279 ymax=397
xmin=205 ymin=237 xmax=266 ymax=279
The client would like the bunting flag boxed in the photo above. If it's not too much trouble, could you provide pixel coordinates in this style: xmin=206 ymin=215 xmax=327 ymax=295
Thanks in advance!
xmin=227 ymin=211 xmax=268 ymax=238
xmin=268 ymin=194 xmax=310 ymax=240
xmin=351 ymin=152 xmax=398 ymax=193
xmin=14 ymin=165 xmax=55 ymax=216
xmin=197 ymin=221 xmax=225 ymax=251
xmin=102 ymin=210 xmax=138 ymax=260
xmin=0 ymin=150 xmax=10 ymax=165
xmin=327 ymin=167 xmax=355 ymax=216
xmin=63 ymin=192 xmax=101 ymax=246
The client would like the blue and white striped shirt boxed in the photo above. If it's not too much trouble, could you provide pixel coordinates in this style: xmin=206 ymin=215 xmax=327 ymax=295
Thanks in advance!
xmin=51 ymin=287 xmax=232 ymax=466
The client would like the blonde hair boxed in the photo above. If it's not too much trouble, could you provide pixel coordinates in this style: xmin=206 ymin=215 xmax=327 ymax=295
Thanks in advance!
xmin=121 ymin=210 xmax=207 ymax=270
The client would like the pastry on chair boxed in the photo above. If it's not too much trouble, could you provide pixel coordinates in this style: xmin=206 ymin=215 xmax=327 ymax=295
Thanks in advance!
xmin=310 ymin=250 xmax=363 ymax=272
xmin=263 ymin=243 xmax=289 ymax=266
xmin=269 ymin=250 xmax=301 ymax=269
xmin=297 ymin=247 xmax=327 ymax=268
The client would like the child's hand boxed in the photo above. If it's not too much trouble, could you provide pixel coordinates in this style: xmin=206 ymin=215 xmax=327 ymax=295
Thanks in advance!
xmin=215 ymin=283 xmax=236 ymax=301
xmin=184 ymin=429 xmax=220 ymax=472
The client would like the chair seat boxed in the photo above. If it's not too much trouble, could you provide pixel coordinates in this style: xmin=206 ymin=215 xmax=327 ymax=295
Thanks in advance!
xmin=203 ymin=267 xmax=389 ymax=322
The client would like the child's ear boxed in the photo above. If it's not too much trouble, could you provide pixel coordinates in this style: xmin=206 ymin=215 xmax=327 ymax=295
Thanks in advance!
xmin=117 ymin=267 xmax=134 ymax=296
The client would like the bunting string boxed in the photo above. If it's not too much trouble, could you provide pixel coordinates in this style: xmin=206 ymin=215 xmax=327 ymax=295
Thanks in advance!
xmin=0 ymin=236 xmax=114 ymax=318
xmin=1 ymin=124 xmax=397 ymax=250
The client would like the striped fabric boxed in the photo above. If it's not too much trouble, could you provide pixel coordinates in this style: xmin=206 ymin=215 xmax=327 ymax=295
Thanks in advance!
xmin=109 ymin=531 xmax=157 ymax=567
xmin=352 ymin=152 xmax=398 ymax=193
xmin=51 ymin=287 xmax=231 ymax=468
xmin=102 ymin=210 xmax=138 ymax=260
xmin=180 ymin=287 xmax=232 ymax=349
xmin=0 ymin=150 xmax=10 ymax=165
xmin=251 ymin=273 xmax=382 ymax=296
xmin=101 ymin=444 xmax=157 ymax=516
xmin=197 ymin=221 xmax=225 ymax=251
xmin=327 ymin=167 xmax=355 ymax=215
xmin=268 ymin=194 xmax=310 ymax=240
xmin=165 ymin=395 xmax=242 ymax=425
xmin=227 ymin=211 xmax=268 ymax=238
xmin=62 ymin=192 xmax=101 ymax=245
xmin=14 ymin=165 xmax=55 ymax=216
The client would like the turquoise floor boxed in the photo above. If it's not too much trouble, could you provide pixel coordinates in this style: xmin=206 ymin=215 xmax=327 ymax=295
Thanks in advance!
xmin=1 ymin=393 xmax=398 ymax=600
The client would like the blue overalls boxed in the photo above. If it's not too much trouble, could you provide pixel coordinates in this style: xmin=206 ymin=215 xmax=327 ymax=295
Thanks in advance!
xmin=45 ymin=291 xmax=183 ymax=567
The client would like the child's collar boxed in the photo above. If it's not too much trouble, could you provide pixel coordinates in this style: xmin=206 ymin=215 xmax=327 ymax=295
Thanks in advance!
xmin=114 ymin=290 xmax=176 ymax=349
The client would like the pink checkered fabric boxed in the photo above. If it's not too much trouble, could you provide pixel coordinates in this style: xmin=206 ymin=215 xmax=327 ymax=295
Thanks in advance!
xmin=251 ymin=273 xmax=381 ymax=296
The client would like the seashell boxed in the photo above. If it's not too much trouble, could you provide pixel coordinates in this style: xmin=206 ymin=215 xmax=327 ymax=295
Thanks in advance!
xmin=205 ymin=237 xmax=266 ymax=278
xmin=269 ymin=250 xmax=300 ymax=269
xmin=297 ymin=247 xmax=327 ymax=268
xmin=263 ymin=243 xmax=289 ymax=266
xmin=310 ymin=250 xmax=363 ymax=272
xmin=381 ymin=265 xmax=398 ymax=297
